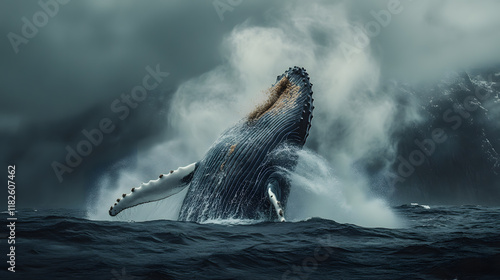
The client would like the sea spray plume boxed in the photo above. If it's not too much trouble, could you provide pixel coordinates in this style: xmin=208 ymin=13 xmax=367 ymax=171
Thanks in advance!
xmin=284 ymin=148 xmax=401 ymax=228
xmin=108 ymin=67 xmax=314 ymax=222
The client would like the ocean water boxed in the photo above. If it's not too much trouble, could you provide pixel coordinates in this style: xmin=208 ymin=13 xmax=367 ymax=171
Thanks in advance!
xmin=1 ymin=205 xmax=499 ymax=280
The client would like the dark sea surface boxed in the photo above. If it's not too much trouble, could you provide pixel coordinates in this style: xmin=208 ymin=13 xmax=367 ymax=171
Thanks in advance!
xmin=1 ymin=205 xmax=499 ymax=280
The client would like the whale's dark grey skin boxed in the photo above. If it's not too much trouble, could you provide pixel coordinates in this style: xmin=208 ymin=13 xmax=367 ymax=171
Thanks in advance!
xmin=109 ymin=66 xmax=314 ymax=222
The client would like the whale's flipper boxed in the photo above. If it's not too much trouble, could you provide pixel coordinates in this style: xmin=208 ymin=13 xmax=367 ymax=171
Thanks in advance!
xmin=109 ymin=162 xmax=198 ymax=216
xmin=267 ymin=177 xmax=286 ymax=222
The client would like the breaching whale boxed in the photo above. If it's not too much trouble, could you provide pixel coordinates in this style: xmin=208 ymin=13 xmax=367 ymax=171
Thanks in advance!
xmin=109 ymin=66 xmax=314 ymax=222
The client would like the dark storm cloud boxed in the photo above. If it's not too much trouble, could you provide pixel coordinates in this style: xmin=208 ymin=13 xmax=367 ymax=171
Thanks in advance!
xmin=357 ymin=0 xmax=500 ymax=80
xmin=1 ymin=0 xmax=230 ymax=124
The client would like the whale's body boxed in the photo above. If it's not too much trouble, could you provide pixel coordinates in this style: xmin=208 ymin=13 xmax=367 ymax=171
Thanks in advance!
xmin=109 ymin=67 xmax=314 ymax=222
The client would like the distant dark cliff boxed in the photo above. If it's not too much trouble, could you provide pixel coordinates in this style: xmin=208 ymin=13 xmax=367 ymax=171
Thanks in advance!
xmin=376 ymin=67 xmax=500 ymax=205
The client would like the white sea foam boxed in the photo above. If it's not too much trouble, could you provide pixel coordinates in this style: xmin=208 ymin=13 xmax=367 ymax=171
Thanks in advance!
xmin=411 ymin=203 xmax=431 ymax=210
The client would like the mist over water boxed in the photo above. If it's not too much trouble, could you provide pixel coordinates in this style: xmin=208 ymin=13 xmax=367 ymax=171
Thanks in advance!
xmin=286 ymin=149 xmax=401 ymax=228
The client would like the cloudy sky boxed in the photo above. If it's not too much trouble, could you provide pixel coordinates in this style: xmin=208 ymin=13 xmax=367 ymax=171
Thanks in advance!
xmin=2 ymin=0 xmax=500 ymax=211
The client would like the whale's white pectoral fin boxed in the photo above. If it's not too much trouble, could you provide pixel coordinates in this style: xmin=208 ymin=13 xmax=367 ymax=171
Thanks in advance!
xmin=109 ymin=162 xmax=198 ymax=216
xmin=267 ymin=179 xmax=285 ymax=222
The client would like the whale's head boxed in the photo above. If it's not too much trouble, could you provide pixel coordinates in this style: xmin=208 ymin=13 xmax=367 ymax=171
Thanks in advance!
xmin=247 ymin=66 xmax=314 ymax=146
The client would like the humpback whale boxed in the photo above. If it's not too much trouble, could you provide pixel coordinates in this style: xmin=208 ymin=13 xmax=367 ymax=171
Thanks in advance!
xmin=109 ymin=66 xmax=314 ymax=222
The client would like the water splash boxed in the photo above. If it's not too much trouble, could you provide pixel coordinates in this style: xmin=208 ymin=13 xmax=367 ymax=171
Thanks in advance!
xmin=200 ymin=218 xmax=265 ymax=226
xmin=285 ymin=149 xmax=402 ymax=228
xmin=411 ymin=202 xmax=431 ymax=210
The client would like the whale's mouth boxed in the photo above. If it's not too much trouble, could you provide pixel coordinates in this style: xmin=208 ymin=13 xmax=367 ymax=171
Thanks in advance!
xmin=247 ymin=76 xmax=300 ymax=122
